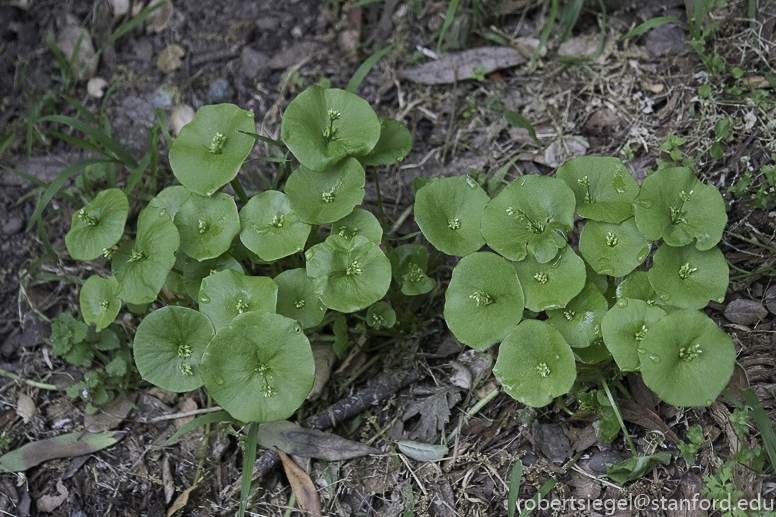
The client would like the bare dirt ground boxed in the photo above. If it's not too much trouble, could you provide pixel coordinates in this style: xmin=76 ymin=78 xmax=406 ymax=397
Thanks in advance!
xmin=1 ymin=0 xmax=776 ymax=515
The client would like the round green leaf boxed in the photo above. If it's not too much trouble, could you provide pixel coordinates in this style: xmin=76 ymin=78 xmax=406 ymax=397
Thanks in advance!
xmin=112 ymin=207 xmax=180 ymax=304
xmin=285 ymin=158 xmax=366 ymax=224
xmin=615 ymin=271 xmax=659 ymax=306
xmin=133 ymin=306 xmax=214 ymax=392
xmin=556 ymin=156 xmax=640 ymax=223
xmin=648 ymin=244 xmax=728 ymax=309
xmin=584 ymin=259 xmax=609 ymax=293
xmin=367 ymin=301 xmax=396 ymax=330
xmin=357 ymin=117 xmax=412 ymax=166
xmin=164 ymin=252 xmax=187 ymax=296
xmin=513 ymin=247 xmax=586 ymax=312
xmin=444 ymin=252 xmax=524 ymax=350
xmin=414 ymin=175 xmax=489 ymax=257
xmin=389 ymin=244 xmax=435 ymax=296
xmin=574 ymin=338 xmax=613 ymax=364
xmin=280 ymin=86 xmax=381 ymax=172
xmin=274 ymin=268 xmax=327 ymax=329
xmin=148 ymin=185 xmax=191 ymax=220
xmin=80 ymin=275 xmax=121 ymax=331
xmin=481 ymin=175 xmax=574 ymax=263
xmin=182 ymin=253 xmax=245 ymax=299
xmin=330 ymin=208 xmax=383 ymax=244
xmin=634 ymin=167 xmax=726 ymax=250
xmin=239 ymin=190 xmax=311 ymax=261
xmin=601 ymin=299 xmax=666 ymax=371
xmin=198 ymin=269 xmax=278 ymax=332
xmin=547 ymin=283 xmax=608 ymax=348
xmin=493 ymin=320 xmax=576 ymax=408
xmin=65 ymin=188 xmax=129 ymax=260
xmin=168 ymin=104 xmax=256 ymax=196
xmin=305 ymin=234 xmax=392 ymax=313
xmin=639 ymin=309 xmax=735 ymax=407
xmin=174 ymin=192 xmax=240 ymax=261
xmin=200 ymin=311 xmax=315 ymax=422
xmin=579 ymin=218 xmax=650 ymax=277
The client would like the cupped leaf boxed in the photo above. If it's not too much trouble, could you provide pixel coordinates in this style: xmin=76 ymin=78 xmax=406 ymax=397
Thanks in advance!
xmin=574 ymin=338 xmax=613 ymax=364
xmin=174 ymin=192 xmax=240 ymax=261
xmin=389 ymin=244 xmax=435 ymax=296
xmin=556 ymin=156 xmax=639 ymax=223
xmin=481 ymin=175 xmax=574 ymax=263
xmin=239 ymin=190 xmax=311 ymax=261
xmin=133 ymin=306 xmax=214 ymax=392
xmin=414 ymin=175 xmax=489 ymax=257
xmin=65 ymin=188 xmax=129 ymax=260
xmin=280 ymin=85 xmax=381 ymax=172
xmin=633 ymin=167 xmax=726 ymax=250
xmin=615 ymin=271 xmax=659 ymax=306
xmin=285 ymin=158 xmax=366 ymax=224
xmin=584 ymin=259 xmax=609 ymax=293
xmin=147 ymin=185 xmax=191 ymax=220
xmin=182 ymin=253 xmax=245 ymax=299
xmin=356 ymin=117 xmax=412 ymax=166
xmin=330 ymin=208 xmax=383 ymax=244
xmin=198 ymin=269 xmax=278 ymax=332
xmin=444 ymin=252 xmax=524 ymax=350
xmin=305 ymin=234 xmax=392 ymax=313
xmin=200 ymin=311 xmax=315 ymax=422
xmin=547 ymin=283 xmax=608 ymax=348
xmin=112 ymin=207 xmax=179 ymax=304
xmin=274 ymin=268 xmax=327 ymax=329
xmin=639 ymin=309 xmax=735 ymax=407
xmin=168 ymin=103 xmax=256 ymax=196
xmin=513 ymin=247 xmax=586 ymax=312
xmin=367 ymin=301 xmax=396 ymax=330
xmin=600 ymin=299 xmax=666 ymax=371
xmin=493 ymin=320 xmax=576 ymax=407
xmin=165 ymin=252 xmax=188 ymax=296
xmin=80 ymin=275 xmax=121 ymax=332
xmin=579 ymin=218 xmax=650 ymax=277
xmin=648 ymin=244 xmax=728 ymax=309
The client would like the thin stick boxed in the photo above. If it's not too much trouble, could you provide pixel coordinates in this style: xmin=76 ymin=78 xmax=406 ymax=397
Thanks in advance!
xmin=140 ymin=406 xmax=224 ymax=423
xmin=0 ymin=367 xmax=59 ymax=391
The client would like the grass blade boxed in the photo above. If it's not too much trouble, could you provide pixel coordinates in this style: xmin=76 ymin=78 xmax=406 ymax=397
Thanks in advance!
xmin=346 ymin=45 xmax=392 ymax=94
xmin=124 ymin=152 xmax=152 ymax=195
xmin=559 ymin=0 xmax=584 ymax=42
xmin=1 ymin=165 xmax=81 ymax=207
xmin=619 ymin=16 xmax=682 ymax=41
xmin=436 ymin=0 xmax=462 ymax=50
xmin=601 ymin=377 xmax=638 ymax=456
xmin=48 ymin=131 xmax=106 ymax=157
xmin=37 ymin=115 xmax=138 ymax=168
xmin=534 ymin=0 xmax=559 ymax=61
xmin=743 ymin=389 xmax=776 ymax=473
xmin=239 ymin=422 xmax=260 ymax=517
xmin=508 ymin=460 xmax=523 ymax=517
xmin=0 ymin=131 xmax=14 ymax=160
xmin=157 ymin=411 xmax=234 ymax=449
xmin=519 ymin=478 xmax=556 ymax=517
xmin=504 ymin=111 xmax=540 ymax=145
xmin=237 ymin=131 xmax=285 ymax=149
xmin=345 ymin=0 xmax=383 ymax=9
xmin=99 ymin=1 xmax=164 ymax=53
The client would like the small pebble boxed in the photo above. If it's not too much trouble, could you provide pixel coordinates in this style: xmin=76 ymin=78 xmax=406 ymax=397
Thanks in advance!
xmin=207 ymin=78 xmax=235 ymax=104
xmin=3 ymin=216 xmax=24 ymax=236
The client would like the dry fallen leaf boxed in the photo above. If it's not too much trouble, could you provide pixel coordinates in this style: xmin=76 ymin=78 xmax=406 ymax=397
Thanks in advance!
xmin=166 ymin=484 xmax=197 ymax=517
xmin=36 ymin=479 xmax=68 ymax=513
xmin=162 ymin=456 xmax=174 ymax=504
xmin=448 ymin=361 xmax=472 ymax=389
xmin=400 ymin=46 xmax=527 ymax=85
xmin=170 ymin=104 xmax=195 ymax=137
xmin=537 ymin=136 xmax=588 ymax=168
xmin=174 ymin=398 xmax=198 ymax=430
xmin=724 ymin=298 xmax=768 ymax=325
xmin=109 ymin=0 xmax=130 ymax=17
xmin=84 ymin=394 xmax=134 ymax=432
xmin=16 ymin=393 xmax=35 ymax=424
xmin=278 ymin=450 xmax=322 ymax=517
xmin=56 ymin=26 xmax=99 ymax=81
xmin=307 ymin=343 xmax=336 ymax=401
xmin=257 ymin=420 xmax=379 ymax=461
xmin=157 ymin=44 xmax=185 ymax=73
xmin=614 ymin=398 xmax=680 ymax=444
xmin=146 ymin=0 xmax=174 ymax=33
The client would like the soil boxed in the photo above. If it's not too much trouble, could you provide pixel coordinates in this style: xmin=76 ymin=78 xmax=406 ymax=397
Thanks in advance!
xmin=1 ymin=0 xmax=776 ymax=516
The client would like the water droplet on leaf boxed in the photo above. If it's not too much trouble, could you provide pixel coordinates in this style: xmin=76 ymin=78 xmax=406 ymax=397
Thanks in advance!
xmin=617 ymin=298 xmax=628 ymax=308
xmin=213 ymin=374 xmax=225 ymax=385
xmin=200 ymin=295 xmax=211 ymax=304
xmin=649 ymin=355 xmax=661 ymax=364
xmin=636 ymin=199 xmax=653 ymax=209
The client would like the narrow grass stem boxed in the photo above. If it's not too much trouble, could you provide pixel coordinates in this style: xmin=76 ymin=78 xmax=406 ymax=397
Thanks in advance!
xmin=0 ymin=367 xmax=60 ymax=390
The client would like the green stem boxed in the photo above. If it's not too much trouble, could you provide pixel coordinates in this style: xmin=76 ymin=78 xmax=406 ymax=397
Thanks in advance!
xmin=467 ymin=386 xmax=500 ymax=417
xmin=727 ymin=232 xmax=775 ymax=251
xmin=0 ymin=367 xmax=60 ymax=390
xmin=283 ymin=493 xmax=297 ymax=517
xmin=555 ymin=397 xmax=575 ymax=416
xmin=600 ymin=377 xmax=637 ymax=456
xmin=230 ymin=177 xmax=249 ymax=205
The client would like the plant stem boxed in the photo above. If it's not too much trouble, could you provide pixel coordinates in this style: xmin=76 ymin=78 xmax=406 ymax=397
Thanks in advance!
xmin=230 ymin=177 xmax=249 ymax=205
xmin=0 ymin=367 xmax=60 ymax=390
xmin=600 ymin=377 xmax=638 ymax=456
xmin=283 ymin=493 xmax=297 ymax=517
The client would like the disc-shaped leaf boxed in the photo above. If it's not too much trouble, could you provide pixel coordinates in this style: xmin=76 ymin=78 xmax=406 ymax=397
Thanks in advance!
xmin=367 ymin=301 xmax=396 ymax=330
xmin=547 ymin=283 xmax=608 ymax=348
xmin=601 ymin=299 xmax=666 ymax=371
xmin=169 ymin=103 xmax=256 ymax=196
xmin=112 ymin=207 xmax=180 ymax=304
xmin=281 ymin=85 xmax=381 ymax=172
xmin=579 ymin=218 xmax=650 ymax=277
xmin=200 ymin=311 xmax=315 ymax=422
xmin=648 ymin=244 xmax=728 ymax=309
xmin=80 ymin=275 xmax=121 ymax=331
xmin=574 ymin=338 xmax=613 ymax=364
xmin=356 ymin=117 xmax=412 ymax=167
xmin=639 ymin=309 xmax=735 ymax=407
xmin=285 ymin=158 xmax=366 ymax=224
xmin=633 ymin=167 xmax=726 ymax=250
xmin=174 ymin=192 xmax=240 ymax=261
xmin=556 ymin=156 xmax=639 ymax=223
xmin=414 ymin=175 xmax=489 ymax=257
xmin=615 ymin=271 xmax=659 ymax=306
xmin=182 ymin=253 xmax=244 ymax=299
xmin=305 ymin=234 xmax=392 ymax=313
xmin=493 ymin=320 xmax=576 ymax=407
xmin=147 ymin=185 xmax=191 ymax=220
xmin=274 ymin=268 xmax=327 ymax=329
xmin=164 ymin=252 xmax=187 ymax=297
xmin=133 ymin=306 xmax=214 ymax=392
xmin=65 ymin=188 xmax=129 ymax=260
xmin=513 ymin=247 xmax=586 ymax=312
xmin=239 ymin=190 xmax=311 ymax=261
xmin=481 ymin=175 xmax=574 ymax=263
xmin=388 ymin=244 xmax=435 ymax=296
xmin=198 ymin=269 xmax=278 ymax=332
xmin=585 ymin=259 xmax=609 ymax=293
xmin=330 ymin=208 xmax=383 ymax=244
xmin=444 ymin=252 xmax=524 ymax=350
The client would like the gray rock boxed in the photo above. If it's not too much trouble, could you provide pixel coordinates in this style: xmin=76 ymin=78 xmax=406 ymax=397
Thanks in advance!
xmin=532 ymin=422 xmax=573 ymax=464
xmin=240 ymin=47 xmax=270 ymax=80
xmin=268 ymin=41 xmax=320 ymax=70
xmin=256 ymin=16 xmax=279 ymax=32
xmin=151 ymin=88 xmax=173 ymax=110
xmin=3 ymin=216 xmax=23 ymax=235
xmin=207 ymin=78 xmax=235 ymax=104
xmin=133 ymin=38 xmax=153 ymax=63
xmin=588 ymin=450 xmax=627 ymax=475
xmin=645 ymin=23 xmax=690 ymax=59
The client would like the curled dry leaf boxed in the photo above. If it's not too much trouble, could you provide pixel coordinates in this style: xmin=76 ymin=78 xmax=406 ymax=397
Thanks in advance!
xmin=169 ymin=104 xmax=195 ymax=137
xmin=16 ymin=393 xmax=35 ymax=424
xmin=536 ymin=136 xmax=588 ymax=168
xmin=257 ymin=420 xmax=378 ymax=461
xmin=723 ymin=298 xmax=768 ymax=325
xmin=87 ymin=77 xmax=108 ymax=98
xmin=56 ymin=26 xmax=99 ymax=81
xmin=400 ymin=46 xmax=527 ymax=85
xmin=278 ymin=450 xmax=322 ymax=517
xmin=307 ymin=343 xmax=336 ymax=401
xmin=157 ymin=44 xmax=184 ymax=73
xmin=84 ymin=394 xmax=134 ymax=432
xmin=146 ymin=0 xmax=174 ymax=33
xmin=36 ymin=479 xmax=68 ymax=513
xmin=166 ymin=484 xmax=197 ymax=517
